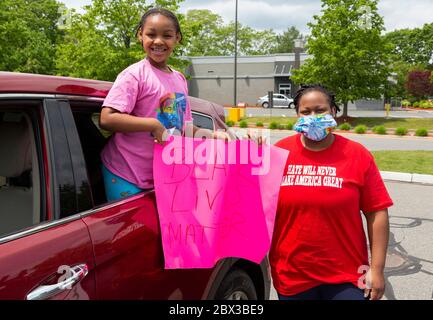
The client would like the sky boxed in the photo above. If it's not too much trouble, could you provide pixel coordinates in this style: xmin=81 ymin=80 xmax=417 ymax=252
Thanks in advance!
xmin=61 ymin=0 xmax=433 ymax=34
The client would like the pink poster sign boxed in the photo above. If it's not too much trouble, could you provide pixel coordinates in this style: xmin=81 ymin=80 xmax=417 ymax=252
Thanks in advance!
xmin=153 ymin=136 xmax=289 ymax=269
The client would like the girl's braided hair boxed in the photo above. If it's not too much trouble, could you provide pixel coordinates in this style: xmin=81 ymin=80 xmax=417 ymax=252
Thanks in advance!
xmin=135 ymin=8 xmax=183 ymax=43
xmin=293 ymin=84 xmax=340 ymax=113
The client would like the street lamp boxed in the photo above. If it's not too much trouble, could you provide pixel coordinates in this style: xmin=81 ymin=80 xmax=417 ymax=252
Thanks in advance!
xmin=293 ymin=38 xmax=305 ymax=96
xmin=294 ymin=38 xmax=305 ymax=51
xmin=234 ymin=0 xmax=238 ymax=107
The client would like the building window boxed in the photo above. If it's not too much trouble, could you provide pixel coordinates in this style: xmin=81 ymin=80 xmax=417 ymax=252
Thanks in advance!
xmin=279 ymin=83 xmax=292 ymax=98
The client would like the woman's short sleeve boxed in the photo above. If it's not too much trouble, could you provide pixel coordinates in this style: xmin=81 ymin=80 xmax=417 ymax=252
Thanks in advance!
xmin=359 ymin=156 xmax=394 ymax=214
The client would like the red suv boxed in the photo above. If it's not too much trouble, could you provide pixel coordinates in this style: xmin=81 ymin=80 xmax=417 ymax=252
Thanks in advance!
xmin=0 ymin=72 xmax=271 ymax=300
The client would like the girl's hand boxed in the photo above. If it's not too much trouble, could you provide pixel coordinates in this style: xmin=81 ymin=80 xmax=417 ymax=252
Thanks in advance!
xmin=364 ymin=268 xmax=385 ymax=300
xmin=212 ymin=131 xmax=231 ymax=141
xmin=244 ymin=129 xmax=268 ymax=146
xmin=151 ymin=120 xmax=168 ymax=145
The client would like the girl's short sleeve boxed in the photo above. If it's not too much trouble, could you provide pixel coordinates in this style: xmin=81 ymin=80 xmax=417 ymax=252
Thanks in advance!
xmin=103 ymin=71 xmax=139 ymax=114
xmin=359 ymin=156 xmax=394 ymax=214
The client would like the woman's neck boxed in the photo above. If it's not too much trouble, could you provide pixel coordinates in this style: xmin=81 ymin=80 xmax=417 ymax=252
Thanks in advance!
xmin=301 ymin=133 xmax=335 ymax=152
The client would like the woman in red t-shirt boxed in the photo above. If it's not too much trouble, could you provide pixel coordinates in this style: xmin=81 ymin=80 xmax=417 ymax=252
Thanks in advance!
xmin=270 ymin=84 xmax=393 ymax=300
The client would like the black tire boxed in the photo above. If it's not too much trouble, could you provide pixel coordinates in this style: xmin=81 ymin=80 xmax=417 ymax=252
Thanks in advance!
xmin=262 ymin=102 xmax=269 ymax=108
xmin=288 ymin=102 xmax=294 ymax=109
xmin=214 ymin=268 xmax=258 ymax=300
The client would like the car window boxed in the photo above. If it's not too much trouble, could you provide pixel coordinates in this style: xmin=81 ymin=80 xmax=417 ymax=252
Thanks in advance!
xmin=91 ymin=113 xmax=112 ymax=139
xmin=192 ymin=111 xmax=214 ymax=131
xmin=0 ymin=109 xmax=43 ymax=238
xmin=71 ymin=108 xmax=109 ymax=207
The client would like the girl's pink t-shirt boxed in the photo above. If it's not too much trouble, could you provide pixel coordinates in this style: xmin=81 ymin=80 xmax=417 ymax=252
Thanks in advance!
xmin=101 ymin=58 xmax=192 ymax=189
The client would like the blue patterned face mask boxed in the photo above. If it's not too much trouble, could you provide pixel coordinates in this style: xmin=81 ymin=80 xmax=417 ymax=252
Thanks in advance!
xmin=294 ymin=114 xmax=337 ymax=142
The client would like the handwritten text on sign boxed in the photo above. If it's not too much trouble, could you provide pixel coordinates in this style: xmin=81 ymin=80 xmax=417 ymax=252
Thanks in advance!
xmin=153 ymin=136 xmax=289 ymax=269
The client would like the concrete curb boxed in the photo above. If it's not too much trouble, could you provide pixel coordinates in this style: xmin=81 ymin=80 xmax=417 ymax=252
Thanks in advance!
xmin=380 ymin=171 xmax=433 ymax=186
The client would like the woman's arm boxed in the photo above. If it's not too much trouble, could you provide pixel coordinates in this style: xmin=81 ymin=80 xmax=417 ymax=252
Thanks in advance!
xmin=100 ymin=107 xmax=167 ymax=144
xmin=363 ymin=209 xmax=390 ymax=300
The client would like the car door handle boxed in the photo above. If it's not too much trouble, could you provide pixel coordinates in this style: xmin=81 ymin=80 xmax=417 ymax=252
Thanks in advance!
xmin=26 ymin=264 xmax=89 ymax=300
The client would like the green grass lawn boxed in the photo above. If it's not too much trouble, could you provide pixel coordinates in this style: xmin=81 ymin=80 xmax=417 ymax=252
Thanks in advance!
xmin=372 ymin=151 xmax=433 ymax=175
xmin=244 ymin=117 xmax=433 ymax=130
xmin=345 ymin=118 xmax=433 ymax=130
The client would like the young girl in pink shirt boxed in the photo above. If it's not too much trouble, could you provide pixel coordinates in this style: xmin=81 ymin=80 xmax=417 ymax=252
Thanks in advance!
xmin=100 ymin=8 xmax=226 ymax=201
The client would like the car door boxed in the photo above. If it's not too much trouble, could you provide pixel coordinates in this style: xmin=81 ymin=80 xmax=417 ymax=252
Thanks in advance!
xmin=272 ymin=94 xmax=283 ymax=107
xmin=0 ymin=98 xmax=96 ymax=300
xmin=69 ymin=101 xmax=214 ymax=300
xmin=278 ymin=94 xmax=290 ymax=107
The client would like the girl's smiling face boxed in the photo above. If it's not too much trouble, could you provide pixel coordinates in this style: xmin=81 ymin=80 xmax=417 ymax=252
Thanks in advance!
xmin=138 ymin=14 xmax=180 ymax=70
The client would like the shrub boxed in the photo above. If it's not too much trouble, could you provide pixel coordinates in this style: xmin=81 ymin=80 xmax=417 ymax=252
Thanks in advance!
xmin=419 ymin=101 xmax=428 ymax=108
xmin=354 ymin=125 xmax=367 ymax=134
xmin=226 ymin=120 xmax=235 ymax=127
xmin=286 ymin=122 xmax=294 ymax=130
xmin=338 ymin=123 xmax=352 ymax=131
xmin=419 ymin=100 xmax=433 ymax=109
xmin=256 ymin=121 xmax=264 ymax=127
xmin=395 ymin=127 xmax=408 ymax=136
xmin=239 ymin=120 xmax=248 ymax=128
xmin=278 ymin=123 xmax=286 ymax=130
xmin=269 ymin=121 xmax=279 ymax=130
xmin=401 ymin=100 xmax=411 ymax=107
xmin=413 ymin=101 xmax=420 ymax=108
xmin=373 ymin=125 xmax=387 ymax=135
xmin=415 ymin=128 xmax=428 ymax=137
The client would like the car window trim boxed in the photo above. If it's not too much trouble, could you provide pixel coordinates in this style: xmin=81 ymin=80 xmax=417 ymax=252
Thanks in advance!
xmin=43 ymin=99 xmax=78 ymax=218
xmin=57 ymin=100 xmax=93 ymax=212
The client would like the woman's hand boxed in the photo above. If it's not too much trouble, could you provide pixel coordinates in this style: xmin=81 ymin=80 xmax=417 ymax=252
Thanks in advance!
xmin=364 ymin=268 xmax=385 ymax=300
xmin=151 ymin=120 xmax=168 ymax=145
xmin=364 ymin=209 xmax=389 ymax=300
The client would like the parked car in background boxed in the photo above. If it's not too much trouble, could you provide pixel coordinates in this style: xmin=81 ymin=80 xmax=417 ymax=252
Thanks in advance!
xmin=257 ymin=94 xmax=294 ymax=109
xmin=0 ymin=71 xmax=271 ymax=300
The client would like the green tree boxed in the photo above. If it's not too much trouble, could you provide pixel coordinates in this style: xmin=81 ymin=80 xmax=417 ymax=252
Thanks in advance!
xmin=250 ymin=29 xmax=278 ymax=55
xmin=182 ymin=9 xmax=277 ymax=56
xmin=218 ymin=22 xmax=277 ymax=56
xmin=383 ymin=23 xmax=433 ymax=99
xmin=292 ymin=0 xmax=392 ymax=117
xmin=384 ymin=23 xmax=433 ymax=67
xmin=181 ymin=9 xmax=225 ymax=56
xmin=271 ymin=26 xmax=303 ymax=53
xmin=384 ymin=61 xmax=430 ymax=100
xmin=55 ymin=0 xmax=185 ymax=81
xmin=0 ymin=0 xmax=62 ymax=74
xmin=384 ymin=60 xmax=410 ymax=100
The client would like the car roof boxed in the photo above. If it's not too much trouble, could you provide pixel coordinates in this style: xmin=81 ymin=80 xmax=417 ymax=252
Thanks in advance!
xmin=0 ymin=71 xmax=226 ymax=128
xmin=0 ymin=72 xmax=112 ymax=97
